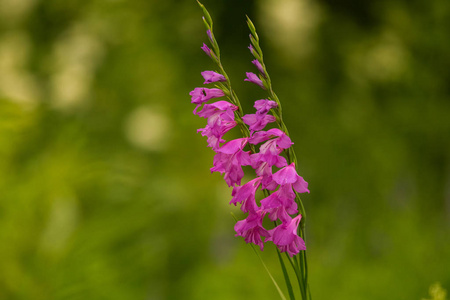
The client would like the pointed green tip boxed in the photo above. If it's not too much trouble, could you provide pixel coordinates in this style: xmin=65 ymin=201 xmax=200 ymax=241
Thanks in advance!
xmin=246 ymin=16 xmax=257 ymax=35
xmin=197 ymin=0 xmax=213 ymax=27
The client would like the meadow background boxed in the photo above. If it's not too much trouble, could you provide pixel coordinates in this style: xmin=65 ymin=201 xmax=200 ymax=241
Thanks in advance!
xmin=0 ymin=0 xmax=449 ymax=299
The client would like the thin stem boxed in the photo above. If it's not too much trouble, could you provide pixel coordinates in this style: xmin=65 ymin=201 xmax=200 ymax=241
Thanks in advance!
xmin=290 ymin=254 xmax=307 ymax=300
xmin=277 ymin=249 xmax=296 ymax=300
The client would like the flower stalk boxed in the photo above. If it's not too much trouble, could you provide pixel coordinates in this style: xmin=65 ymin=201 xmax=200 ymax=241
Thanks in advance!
xmin=192 ymin=2 xmax=312 ymax=299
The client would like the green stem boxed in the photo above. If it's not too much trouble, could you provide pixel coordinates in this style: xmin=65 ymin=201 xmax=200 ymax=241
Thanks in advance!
xmin=290 ymin=254 xmax=307 ymax=300
xmin=277 ymin=250 xmax=296 ymax=300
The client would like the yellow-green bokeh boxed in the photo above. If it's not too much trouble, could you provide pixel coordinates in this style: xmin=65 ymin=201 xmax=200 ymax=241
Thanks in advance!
xmin=0 ymin=0 xmax=449 ymax=299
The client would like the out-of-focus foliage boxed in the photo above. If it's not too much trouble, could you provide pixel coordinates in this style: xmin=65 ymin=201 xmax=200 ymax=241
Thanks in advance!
xmin=0 ymin=0 xmax=448 ymax=299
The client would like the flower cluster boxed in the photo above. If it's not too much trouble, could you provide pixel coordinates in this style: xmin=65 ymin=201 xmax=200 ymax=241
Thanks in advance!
xmin=189 ymin=13 xmax=310 ymax=257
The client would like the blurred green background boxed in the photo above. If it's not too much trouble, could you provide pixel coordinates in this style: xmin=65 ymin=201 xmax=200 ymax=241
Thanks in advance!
xmin=0 ymin=0 xmax=449 ymax=299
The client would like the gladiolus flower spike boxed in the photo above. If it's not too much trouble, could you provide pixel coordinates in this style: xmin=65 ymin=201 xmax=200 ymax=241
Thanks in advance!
xmin=192 ymin=3 xmax=312 ymax=300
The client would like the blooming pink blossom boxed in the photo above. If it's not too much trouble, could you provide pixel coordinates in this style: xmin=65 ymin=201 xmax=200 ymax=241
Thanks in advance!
xmin=254 ymin=99 xmax=277 ymax=115
xmin=234 ymin=210 xmax=270 ymax=251
xmin=272 ymin=163 xmax=310 ymax=194
xmin=267 ymin=214 xmax=306 ymax=256
xmin=244 ymin=72 xmax=265 ymax=89
xmin=190 ymin=87 xmax=224 ymax=104
xmin=248 ymin=158 xmax=275 ymax=190
xmin=260 ymin=184 xmax=298 ymax=222
xmin=250 ymin=148 xmax=286 ymax=169
xmin=201 ymin=71 xmax=226 ymax=84
xmin=242 ymin=100 xmax=278 ymax=132
xmin=196 ymin=101 xmax=237 ymax=119
xmin=230 ymin=177 xmax=262 ymax=213
xmin=249 ymin=129 xmax=292 ymax=174
xmin=190 ymin=87 xmax=225 ymax=113
xmin=196 ymin=101 xmax=238 ymax=150
xmin=254 ymin=138 xmax=290 ymax=166
xmin=210 ymin=138 xmax=251 ymax=186
xmin=249 ymin=128 xmax=291 ymax=147
xmin=242 ymin=113 xmax=276 ymax=132
xmin=197 ymin=120 xmax=236 ymax=150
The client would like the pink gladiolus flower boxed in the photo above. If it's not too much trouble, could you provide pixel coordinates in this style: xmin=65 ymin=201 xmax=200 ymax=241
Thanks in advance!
xmin=242 ymin=113 xmax=276 ymax=132
xmin=252 ymin=59 xmax=265 ymax=76
xmin=251 ymin=149 xmax=286 ymax=169
xmin=260 ymin=184 xmax=298 ymax=222
xmin=253 ymin=100 xmax=277 ymax=115
xmin=197 ymin=120 xmax=236 ymax=150
xmin=252 ymin=133 xmax=291 ymax=164
xmin=201 ymin=43 xmax=212 ymax=57
xmin=249 ymin=128 xmax=292 ymax=148
xmin=235 ymin=210 xmax=270 ymax=251
xmin=196 ymin=101 xmax=237 ymax=150
xmin=210 ymin=138 xmax=251 ymax=186
xmin=267 ymin=214 xmax=306 ymax=256
xmin=190 ymin=87 xmax=225 ymax=105
xmin=190 ymin=87 xmax=225 ymax=113
xmin=201 ymin=71 xmax=226 ymax=84
xmin=244 ymin=72 xmax=265 ymax=89
xmin=242 ymin=100 xmax=278 ymax=132
xmin=230 ymin=177 xmax=262 ymax=213
xmin=248 ymin=44 xmax=257 ymax=57
xmin=272 ymin=163 xmax=310 ymax=194
xmin=251 ymin=159 xmax=277 ymax=191
xmin=248 ymin=128 xmax=292 ymax=169
xmin=196 ymin=101 xmax=237 ymax=118
xmin=251 ymin=152 xmax=286 ymax=169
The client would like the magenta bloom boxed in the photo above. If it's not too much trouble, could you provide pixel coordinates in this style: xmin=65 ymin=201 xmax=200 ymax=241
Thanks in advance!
xmin=196 ymin=101 xmax=237 ymax=150
xmin=190 ymin=87 xmax=225 ymax=113
xmin=244 ymin=72 xmax=265 ymax=89
xmin=235 ymin=210 xmax=270 ymax=251
xmin=210 ymin=138 xmax=251 ymax=186
xmin=230 ymin=177 xmax=262 ymax=213
xmin=248 ymin=128 xmax=292 ymax=167
xmin=250 ymin=131 xmax=291 ymax=167
xmin=249 ymin=128 xmax=292 ymax=148
xmin=250 ymin=147 xmax=286 ymax=168
xmin=267 ymin=214 xmax=306 ymax=256
xmin=201 ymin=43 xmax=212 ymax=57
xmin=272 ymin=163 xmax=310 ymax=194
xmin=201 ymin=71 xmax=226 ymax=84
xmin=251 ymin=159 xmax=277 ymax=191
xmin=242 ymin=113 xmax=276 ymax=132
xmin=196 ymin=101 xmax=237 ymax=118
xmin=260 ymin=184 xmax=298 ymax=222
xmin=248 ymin=44 xmax=257 ymax=57
xmin=190 ymin=87 xmax=225 ymax=104
xmin=252 ymin=59 xmax=265 ymax=76
xmin=254 ymin=100 xmax=277 ymax=115
xmin=197 ymin=120 xmax=236 ymax=150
